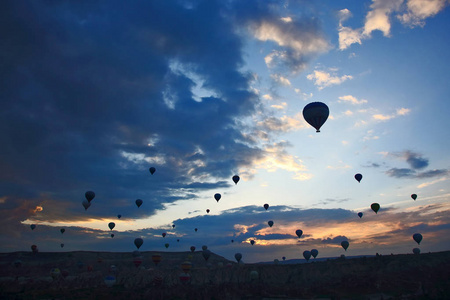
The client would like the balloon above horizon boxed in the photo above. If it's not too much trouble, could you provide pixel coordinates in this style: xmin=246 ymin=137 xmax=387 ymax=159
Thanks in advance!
xmin=302 ymin=102 xmax=329 ymax=132
xmin=149 ymin=167 xmax=156 ymax=175
xmin=354 ymin=173 xmax=362 ymax=183
xmin=371 ymin=203 xmax=380 ymax=214
xmin=232 ymin=175 xmax=240 ymax=184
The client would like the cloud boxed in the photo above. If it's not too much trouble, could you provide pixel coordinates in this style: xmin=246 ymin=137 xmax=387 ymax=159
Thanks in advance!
xmin=388 ymin=151 xmax=429 ymax=169
xmin=386 ymin=168 xmax=416 ymax=178
xmin=270 ymin=74 xmax=291 ymax=86
xmin=306 ymin=69 xmax=353 ymax=90
xmin=398 ymin=0 xmax=449 ymax=27
xmin=372 ymin=107 xmax=410 ymax=121
xmin=338 ymin=95 xmax=368 ymax=105
xmin=321 ymin=235 xmax=349 ymax=244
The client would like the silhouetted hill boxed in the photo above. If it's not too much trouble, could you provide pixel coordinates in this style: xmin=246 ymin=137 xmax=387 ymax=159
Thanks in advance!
xmin=1 ymin=250 xmax=449 ymax=299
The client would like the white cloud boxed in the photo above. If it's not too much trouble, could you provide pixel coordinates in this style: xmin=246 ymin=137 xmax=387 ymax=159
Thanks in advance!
xmin=363 ymin=0 xmax=403 ymax=37
xmin=271 ymin=102 xmax=287 ymax=110
xmin=271 ymin=74 xmax=291 ymax=86
xmin=398 ymin=0 xmax=448 ymax=27
xmin=338 ymin=95 xmax=368 ymax=105
xmin=372 ymin=107 xmax=411 ymax=120
xmin=327 ymin=161 xmax=351 ymax=170
xmin=417 ymin=177 xmax=447 ymax=188
xmin=262 ymin=94 xmax=273 ymax=100
xmin=363 ymin=130 xmax=380 ymax=141
xmin=307 ymin=70 xmax=353 ymax=90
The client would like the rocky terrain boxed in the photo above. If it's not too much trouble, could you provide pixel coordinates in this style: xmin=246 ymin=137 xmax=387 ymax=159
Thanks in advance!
xmin=1 ymin=250 xmax=449 ymax=299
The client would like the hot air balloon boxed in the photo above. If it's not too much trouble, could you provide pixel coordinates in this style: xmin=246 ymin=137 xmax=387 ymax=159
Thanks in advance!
xmin=413 ymin=248 xmax=420 ymax=255
xmin=177 ymin=239 xmax=180 ymax=242
xmin=190 ymin=246 xmax=196 ymax=253
xmin=194 ymin=228 xmax=198 ymax=232
xmin=371 ymin=203 xmax=380 ymax=214
xmin=82 ymin=200 xmax=91 ymax=210
xmin=135 ymin=199 xmax=143 ymax=208
xmin=206 ymin=209 xmax=210 ymax=213
xmin=117 ymin=214 xmax=122 ymax=219
xmin=181 ymin=261 xmax=192 ymax=273
xmin=133 ymin=256 xmax=142 ymax=268
xmin=111 ymin=234 xmax=114 ymax=238
xmin=30 ymin=224 xmax=36 ymax=230
xmin=250 ymin=240 xmax=255 ymax=245
xmin=282 ymin=256 xmax=286 ymax=261
xmin=172 ymin=224 xmax=175 ymax=229
xmin=162 ymin=232 xmax=166 ymax=238
xmin=134 ymin=238 xmax=143 ymax=249
xmin=268 ymin=220 xmax=274 ymax=227
xmin=303 ymin=250 xmax=311 ymax=261
xmin=60 ymin=228 xmax=65 ymax=234
xmin=341 ymin=241 xmax=349 ymax=251
xmin=179 ymin=272 xmax=191 ymax=283
xmin=411 ymin=194 xmax=417 ymax=201
xmin=354 ymin=173 xmax=362 ymax=183
xmin=214 ymin=193 xmax=221 ymax=202
xmin=231 ymin=239 xmax=234 ymax=243
xmin=232 ymin=175 xmax=240 ymax=184
xmin=302 ymin=102 xmax=329 ymax=132
xmin=164 ymin=243 xmax=169 ymax=249
xmin=295 ymin=230 xmax=303 ymax=238
xmin=108 ymin=222 xmax=115 ymax=230
xmin=311 ymin=249 xmax=319 ymax=259
xmin=202 ymin=249 xmax=211 ymax=261
xmin=413 ymin=233 xmax=423 ymax=245
xmin=60 ymin=243 xmax=64 ymax=248
xmin=202 ymin=245 xmax=208 ymax=251
xmin=152 ymin=254 xmax=162 ymax=265
xmin=357 ymin=212 xmax=363 ymax=218
xmin=104 ymin=275 xmax=116 ymax=287
xmin=85 ymin=191 xmax=95 ymax=202
xmin=235 ymin=253 xmax=242 ymax=263
xmin=263 ymin=204 xmax=269 ymax=210
xmin=149 ymin=167 xmax=156 ymax=175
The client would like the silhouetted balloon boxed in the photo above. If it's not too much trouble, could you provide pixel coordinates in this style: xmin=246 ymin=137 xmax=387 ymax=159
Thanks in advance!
xmin=341 ymin=241 xmax=349 ymax=251
xmin=202 ymin=245 xmax=208 ymax=251
xmin=165 ymin=243 xmax=169 ymax=249
xmin=303 ymin=250 xmax=311 ymax=261
xmin=134 ymin=238 xmax=143 ymax=249
xmin=311 ymin=249 xmax=319 ymax=258
xmin=413 ymin=248 xmax=420 ymax=255
xmin=135 ymin=199 xmax=143 ymax=208
xmin=117 ymin=214 xmax=121 ymax=219
xmin=195 ymin=228 xmax=198 ymax=232
xmin=111 ymin=234 xmax=114 ymax=238
xmin=234 ymin=253 xmax=242 ymax=262
xmin=295 ymin=230 xmax=303 ymax=238
xmin=177 ymin=239 xmax=180 ymax=242
xmin=411 ymin=194 xmax=417 ymax=200
xmin=108 ymin=222 xmax=115 ymax=230
xmin=190 ymin=246 xmax=196 ymax=253
xmin=302 ymin=102 xmax=329 ymax=132
xmin=214 ymin=193 xmax=221 ymax=202
xmin=357 ymin=212 xmax=363 ymax=218
xmin=371 ymin=203 xmax=380 ymax=214
xmin=60 ymin=228 xmax=65 ymax=234
xmin=231 ymin=239 xmax=234 ymax=243
xmin=413 ymin=233 xmax=423 ymax=245
xmin=149 ymin=167 xmax=156 ymax=175
xmin=60 ymin=243 xmax=64 ymax=248
xmin=263 ymin=204 xmax=269 ymax=210
xmin=206 ymin=209 xmax=210 ymax=213
xmin=85 ymin=191 xmax=95 ymax=202
xmin=354 ymin=173 xmax=362 ymax=183
xmin=202 ymin=249 xmax=211 ymax=261
xmin=250 ymin=240 xmax=255 ymax=245
xmin=172 ymin=224 xmax=175 ymax=228
xmin=282 ymin=256 xmax=286 ymax=261
xmin=268 ymin=220 xmax=274 ymax=227
xmin=30 ymin=224 xmax=36 ymax=230
xmin=82 ymin=200 xmax=91 ymax=210
xmin=232 ymin=175 xmax=240 ymax=184
xmin=162 ymin=232 xmax=166 ymax=238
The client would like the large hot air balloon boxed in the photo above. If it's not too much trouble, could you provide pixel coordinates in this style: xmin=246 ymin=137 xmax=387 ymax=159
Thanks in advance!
xmin=268 ymin=220 xmax=274 ymax=227
xmin=411 ymin=194 xmax=417 ymax=201
xmin=134 ymin=238 xmax=143 ymax=249
xmin=341 ymin=241 xmax=349 ymax=251
xmin=413 ymin=233 xmax=423 ymax=245
xmin=235 ymin=253 xmax=242 ymax=263
xmin=357 ymin=212 xmax=363 ymax=218
xmin=108 ymin=222 xmax=115 ymax=230
xmin=371 ymin=203 xmax=380 ymax=214
xmin=135 ymin=199 xmax=143 ymax=208
xmin=302 ymin=102 xmax=329 ymax=132
xmin=190 ymin=246 xmax=196 ymax=253
xmin=303 ymin=250 xmax=311 ymax=261
xmin=214 ymin=193 xmax=221 ymax=202
xmin=413 ymin=248 xmax=420 ymax=255
xmin=85 ymin=191 xmax=95 ymax=202
xmin=295 ymin=230 xmax=303 ymax=238
xmin=82 ymin=200 xmax=91 ymax=210
xmin=60 ymin=228 xmax=65 ymax=234
xmin=152 ymin=254 xmax=162 ymax=266
xmin=30 ymin=224 xmax=36 ymax=230
xmin=263 ymin=204 xmax=269 ymax=210
xmin=232 ymin=175 xmax=240 ymax=184
xmin=311 ymin=249 xmax=319 ymax=259
xmin=149 ymin=167 xmax=156 ymax=175
xmin=354 ymin=173 xmax=362 ymax=183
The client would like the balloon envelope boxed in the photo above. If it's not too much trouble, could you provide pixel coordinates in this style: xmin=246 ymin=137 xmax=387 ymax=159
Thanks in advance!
xmin=234 ymin=253 xmax=242 ymax=262
xmin=303 ymin=250 xmax=311 ymax=261
xmin=60 ymin=228 xmax=65 ymax=234
xmin=232 ymin=175 xmax=240 ymax=184
xmin=341 ymin=241 xmax=349 ymax=251
xmin=413 ymin=233 xmax=423 ymax=245
xmin=357 ymin=212 xmax=363 ymax=218
xmin=134 ymin=238 xmax=143 ymax=249
xmin=190 ymin=246 xmax=196 ymax=252
xmin=268 ymin=220 xmax=274 ymax=227
xmin=206 ymin=209 xmax=210 ymax=213
xmin=354 ymin=173 xmax=362 ymax=183
xmin=295 ymin=230 xmax=303 ymax=238
xmin=135 ymin=199 xmax=143 ymax=208
xmin=149 ymin=167 xmax=156 ymax=175
xmin=311 ymin=249 xmax=319 ymax=258
xmin=302 ymin=102 xmax=329 ymax=132
xmin=108 ymin=222 xmax=115 ymax=230
xmin=411 ymin=194 xmax=417 ymax=200
xmin=162 ymin=232 xmax=166 ymax=238
xmin=60 ymin=243 xmax=64 ymax=248
xmin=82 ymin=200 xmax=91 ymax=210
xmin=263 ymin=204 xmax=269 ymax=210
xmin=214 ymin=193 xmax=221 ymax=202
xmin=164 ymin=243 xmax=169 ymax=249
xmin=85 ymin=191 xmax=95 ymax=202
xmin=117 ymin=214 xmax=121 ymax=219
xmin=250 ymin=240 xmax=255 ymax=245
xmin=371 ymin=203 xmax=380 ymax=214
xmin=30 ymin=224 xmax=36 ymax=230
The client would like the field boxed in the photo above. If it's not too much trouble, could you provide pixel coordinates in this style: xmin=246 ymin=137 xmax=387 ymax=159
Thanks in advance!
xmin=1 ymin=250 xmax=449 ymax=299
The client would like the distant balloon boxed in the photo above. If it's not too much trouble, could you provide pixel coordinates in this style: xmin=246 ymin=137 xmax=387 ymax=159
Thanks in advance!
xmin=357 ymin=212 xmax=363 ymax=218
xmin=108 ymin=222 xmax=115 ymax=230
xmin=172 ymin=224 xmax=175 ymax=228
xmin=311 ymin=249 xmax=319 ymax=259
xmin=135 ymin=199 xmax=143 ymax=208
xmin=234 ymin=253 xmax=242 ymax=263
xmin=31 ymin=245 xmax=38 ymax=253
xmin=194 ymin=228 xmax=198 ymax=232
xmin=413 ymin=233 xmax=423 ymax=245
xmin=134 ymin=238 xmax=143 ymax=249
xmin=413 ymin=248 xmax=420 ymax=255
xmin=295 ymin=230 xmax=303 ymax=238
xmin=82 ymin=200 xmax=91 ymax=210
xmin=162 ymin=232 xmax=166 ymax=238
xmin=202 ymin=245 xmax=208 ymax=251
xmin=190 ymin=246 xmax=196 ymax=253
xmin=231 ymin=239 xmax=234 ymax=243
xmin=411 ymin=194 xmax=417 ymax=201
xmin=371 ymin=203 xmax=380 ymax=214
xmin=165 ymin=243 xmax=169 ymax=249
xmin=111 ymin=234 xmax=114 ymax=238
xmin=263 ymin=204 xmax=269 ymax=210
xmin=202 ymin=249 xmax=211 ymax=261
xmin=302 ymin=102 xmax=329 ymax=132
xmin=30 ymin=224 xmax=36 ymax=230
xmin=177 ymin=239 xmax=180 ymax=242
xmin=117 ymin=214 xmax=121 ymax=219
xmin=232 ymin=175 xmax=240 ymax=184
xmin=282 ymin=256 xmax=286 ymax=261
xmin=354 ymin=173 xmax=362 ymax=183
xmin=60 ymin=228 xmax=65 ymax=234
xmin=181 ymin=261 xmax=192 ymax=273
xmin=214 ymin=193 xmax=221 ymax=202
xmin=250 ymin=240 xmax=255 ymax=245
xmin=268 ymin=220 xmax=274 ymax=227
xmin=152 ymin=254 xmax=162 ymax=266
xmin=85 ymin=191 xmax=95 ymax=202
xmin=303 ymin=250 xmax=311 ymax=261
xmin=206 ymin=209 xmax=210 ymax=213
xmin=341 ymin=241 xmax=349 ymax=251
xmin=60 ymin=243 xmax=64 ymax=248
xmin=179 ymin=272 xmax=191 ymax=283
xmin=149 ymin=167 xmax=156 ymax=175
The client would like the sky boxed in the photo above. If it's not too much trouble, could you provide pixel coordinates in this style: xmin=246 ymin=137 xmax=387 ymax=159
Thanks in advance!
xmin=1 ymin=0 xmax=450 ymax=264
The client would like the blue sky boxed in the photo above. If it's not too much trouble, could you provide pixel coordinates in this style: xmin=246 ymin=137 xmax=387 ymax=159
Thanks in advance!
xmin=1 ymin=0 xmax=449 ymax=263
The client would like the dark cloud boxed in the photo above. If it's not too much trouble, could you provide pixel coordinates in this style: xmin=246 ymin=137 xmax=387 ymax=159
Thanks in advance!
xmin=321 ymin=235 xmax=349 ymax=244
xmin=315 ymin=198 xmax=350 ymax=206
xmin=385 ymin=168 xmax=415 ymax=178
xmin=416 ymin=169 xmax=448 ymax=178
xmin=404 ymin=151 xmax=429 ymax=170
